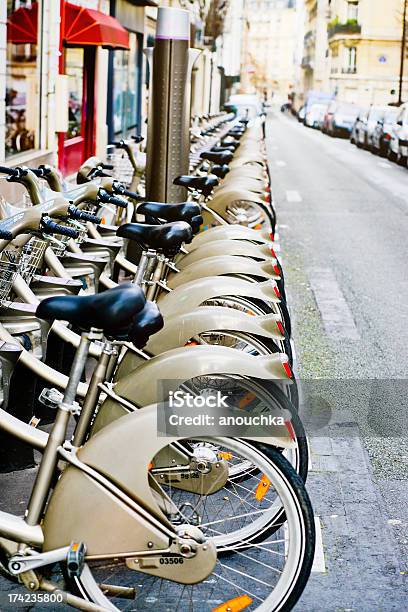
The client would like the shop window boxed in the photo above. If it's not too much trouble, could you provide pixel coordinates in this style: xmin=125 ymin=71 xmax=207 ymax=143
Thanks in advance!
xmin=112 ymin=32 xmax=141 ymax=139
xmin=64 ymin=48 xmax=84 ymax=141
xmin=5 ymin=0 xmax=40 ymax=158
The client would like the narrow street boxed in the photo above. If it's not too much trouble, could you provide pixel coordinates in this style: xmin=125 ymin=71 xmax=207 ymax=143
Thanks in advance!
xmin=267 ymin=110 xmax=408 ymax=609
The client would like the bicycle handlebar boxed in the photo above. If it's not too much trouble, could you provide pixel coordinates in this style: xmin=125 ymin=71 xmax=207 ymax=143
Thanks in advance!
xmin=67 ymin=205 xmax=100 ymax=224
xmin=0 ymin=227 xmax=13 ymax=240
xmin=97 ymin=188 xmax=128 ymax=208
xmin=0 ymin=166 xmax=18 ymax=177
xmin=40 ymin=216 xmax=79 ymax=239
xmin=111 ymin=182 xmax=143 ymax=202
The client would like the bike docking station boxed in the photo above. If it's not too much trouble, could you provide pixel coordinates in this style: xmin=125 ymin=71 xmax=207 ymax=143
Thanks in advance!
xmin=145 ymin=7 xmax=201 ymax=204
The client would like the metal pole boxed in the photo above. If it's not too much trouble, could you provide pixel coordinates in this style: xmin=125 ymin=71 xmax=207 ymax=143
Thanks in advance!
xmin=399 ymin=0 xmax=407 ymax=105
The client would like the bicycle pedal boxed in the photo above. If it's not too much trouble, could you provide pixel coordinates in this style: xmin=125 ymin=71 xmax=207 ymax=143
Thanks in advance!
xmin=38 ymin=387 xmax=64 ymax=409
xmin=66 ymin=542 xmax=86 ymax=579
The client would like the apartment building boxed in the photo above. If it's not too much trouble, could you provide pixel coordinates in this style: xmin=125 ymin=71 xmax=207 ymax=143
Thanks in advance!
xmin=241 ymin=0 xmax=297 ymax=101
xmin=301 ymin=0 xmax=330 ymax=98
xmin=327 ymin=0 xmax=407 ymax=105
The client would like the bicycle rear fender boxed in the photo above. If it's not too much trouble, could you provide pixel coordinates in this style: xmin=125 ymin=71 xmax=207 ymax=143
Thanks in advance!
xmin=143 ymin=307 xmax=283 ymax=355
xmin=177 ymin=240 xmax=273 ymax=270
xmin=114 ymin=345 xmax=290 ymax=406
xmin=157 ymin=277 xmax=280 ymax=317
xmin=167 ymin=256 xmax=279 ymax=289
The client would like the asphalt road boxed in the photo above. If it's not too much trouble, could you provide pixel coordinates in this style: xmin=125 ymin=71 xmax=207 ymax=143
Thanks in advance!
xmin=267 ymin=110 xmax=408 ymax=609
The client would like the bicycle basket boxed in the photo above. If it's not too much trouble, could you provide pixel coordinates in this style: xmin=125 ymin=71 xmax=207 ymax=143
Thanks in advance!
xmin=0 ymin=249 xmax=21 ymax=304
xmin=20 ymin=237 xmax=47 ymax=284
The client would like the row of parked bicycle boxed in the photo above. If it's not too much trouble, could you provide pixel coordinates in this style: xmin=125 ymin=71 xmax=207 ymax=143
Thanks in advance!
xmin=298 ymin=98 xmax=408 ymax=165
xmin=0 ymin=111 xmax=315 ymax=610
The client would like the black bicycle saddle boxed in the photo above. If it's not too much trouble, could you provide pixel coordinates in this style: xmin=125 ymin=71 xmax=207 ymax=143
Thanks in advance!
xmin=137 ymin=201 xmax=203 ymax=235
xmin=173 ymin=175 xmax=219 ymax=197
xmin=36 ymin=284 xmax=146 ymax=339
xmin=129 ymin=300 xmax=164 ymax=348
xmin=211 ymin=164 xmax=230 ymax=179
xmin=199 ymin=151 xmax=234 ymax=165
xmin=117 ymin=221 xmax=193 ymax=255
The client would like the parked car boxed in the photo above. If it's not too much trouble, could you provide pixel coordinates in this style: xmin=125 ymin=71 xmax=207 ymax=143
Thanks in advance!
xmin=350 ymin=108 xmax=369 ymax=146
xmin=388 ymin=102 xmax=408 ymax=166
xmin=363 ymin=106 xmax=391 ymax=150
xmin=328 ymin=103 xmax=361 ymax=137
xmin=227 ymin=94 xmax=262 ymax=119
xmin=371 ymin=107 xmax=399 ymax=157
xmin=298 ymin=106 xmax=306 ymax=123
xmin=305 ymin=103 xmax=327 ymax=129
xmin=322 ymin=100 xmax=336 ymax=134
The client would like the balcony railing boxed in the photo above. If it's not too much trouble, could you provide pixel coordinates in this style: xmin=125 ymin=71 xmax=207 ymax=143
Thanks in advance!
xmin=328 ymin=22 xmax=361 ymax=39
xmin=341 ymin=66 xmax=357 ymax=74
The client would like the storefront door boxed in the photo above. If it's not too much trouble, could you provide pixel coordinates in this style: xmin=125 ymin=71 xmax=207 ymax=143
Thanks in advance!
xmin=59 ymin=46 xmax=96 ymax=176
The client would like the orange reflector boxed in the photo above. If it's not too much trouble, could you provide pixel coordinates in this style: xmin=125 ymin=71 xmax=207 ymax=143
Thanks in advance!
xmin=255 ymin=474 xmax=271 ymax=501
xmin=148 ymin=462 xmax=153 ymax=471
xmin=238 ymin=392 xmax=257 ymax=409
xmin=253 ymin=223 xmax=262 ymax=230
xmin=185 ymin=341 xmax=199 ymax=347
xmin=212 ymin=595 xmax=253 ymax=612
xmin=101 ymin=217 xmax=106 ymax=224
xmin=218 ymin=451 xmax=233 ymax=460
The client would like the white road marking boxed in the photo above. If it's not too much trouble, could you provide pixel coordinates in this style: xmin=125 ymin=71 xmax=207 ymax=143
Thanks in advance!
xmin=275 ymin=160 xmax=286 ymax=167
xmin=307 ymin=436 xmax=313 ymax=472
xmin=286 ymin=190 xmax=302 ymax=203
xmin=378 ymin=161 xmax=392 ymax=169
xmin=312 ymin=517 xmax=327 ymax=573
xmin=309 ymin=267 xmax=360 ymax=340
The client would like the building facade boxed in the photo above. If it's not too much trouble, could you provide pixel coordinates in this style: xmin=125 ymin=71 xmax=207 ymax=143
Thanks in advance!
xmin=327 ymin=0 xmax=408 ymax=105
xmin=1 ymin=0 xmax=225 ymax=196
xmin=297 ymin=0 xmax=408 ymax=107
xmin=241 ymin=0 xmax=297 ymax=102
xmin=301 ymin=0 xmax=330 ymax=99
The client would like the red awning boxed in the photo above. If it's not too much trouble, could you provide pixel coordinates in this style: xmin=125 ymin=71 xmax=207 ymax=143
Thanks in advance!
xmin=64 ymin=2 xmax=130 ymax=50
xmin=7 ymin=4 xmax=38 ymax=45
xmin=7 ymin=2 xmax=129 ymax=50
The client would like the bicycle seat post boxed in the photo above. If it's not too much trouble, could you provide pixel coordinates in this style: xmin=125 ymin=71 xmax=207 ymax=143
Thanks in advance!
xmin=25 ymin=328 xmax=102 ymax=527
xmin=133 ymin=249 xmax=156 ymax=288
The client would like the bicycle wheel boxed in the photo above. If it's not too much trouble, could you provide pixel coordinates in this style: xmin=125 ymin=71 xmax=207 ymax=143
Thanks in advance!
xmin=71 ymin=440 xmax=315 ymax=611
xmin=179 ymin=374 xmax=307 ymax=483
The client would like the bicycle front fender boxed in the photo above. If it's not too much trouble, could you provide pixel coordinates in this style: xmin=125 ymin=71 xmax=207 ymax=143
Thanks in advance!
xmin=167 ymin=256 xmax=279 ymax=290
xmin=115 ymin=345 xmax=290 ymax=407
xmin=157 ymin=277 xmax=280 ymax=318
xmin=209 ymin=190 xmax=266 ymax=215
xmin=191 ymin=225 xmax=271 ymax=248
xmin=144 ymin=306 xmax=284 ymax=355
xmin=177 ymin=240 xmax=273 ymax=270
